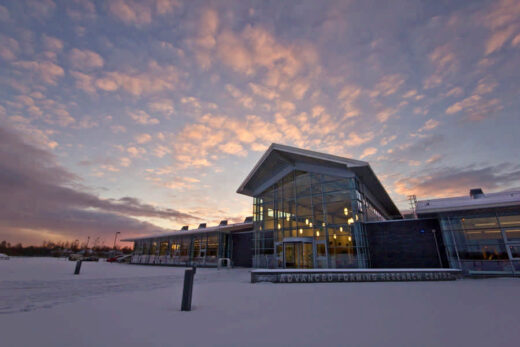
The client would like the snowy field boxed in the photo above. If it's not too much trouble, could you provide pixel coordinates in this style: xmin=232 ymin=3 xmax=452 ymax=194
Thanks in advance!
xmin=1 ymin=258 xmax=519 ymax=347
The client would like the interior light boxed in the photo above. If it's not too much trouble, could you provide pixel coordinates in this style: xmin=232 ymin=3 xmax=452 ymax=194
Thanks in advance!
xmin=305 ymin=218 xmax=309 ymax=225
xmin=278 ymin=223 xmax=281 ymax=230
xmin=340 ymin=226 xmax=343 ymax=232
xmin=347 ymin=218 xmax=354 ymax=225
xmin=333 ymin=234 xmax=337 ymax=239
xmin=322 ymin=222 xmax=326 ymax=227
xmin=348 ymin=236 xmax=352 ymax=242
xmin=355 ymin=215 xmax=359 ymax=221
xmin=309 ymin=222 xmax=313 ymax=228
xmin=316 ymin=231 xmax=320 ymax=237
xmin=344 ymin=207 xmax=349 ymax=215
xmin=286 ymin=215 xmax=290 ymax=221
xmin=299 ymin=228 xmax=303 ymax=234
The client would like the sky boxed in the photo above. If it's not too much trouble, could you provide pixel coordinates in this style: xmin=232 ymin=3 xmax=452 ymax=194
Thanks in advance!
xmin=1 ymin=0 xmax=519 ymax=246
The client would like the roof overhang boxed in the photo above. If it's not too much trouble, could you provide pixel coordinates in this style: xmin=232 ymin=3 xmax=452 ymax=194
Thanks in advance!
xmin=121 ymin=222 xmax=253 ymax=242
xmin=417 ymin=191 xmax=520 ymax=214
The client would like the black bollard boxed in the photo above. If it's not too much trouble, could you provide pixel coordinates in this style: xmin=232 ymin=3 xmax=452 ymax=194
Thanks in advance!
xmin=74 ymin=260 xmax=82 ymax=275
xmin=181 ymin=268 xmax=195 ymax=311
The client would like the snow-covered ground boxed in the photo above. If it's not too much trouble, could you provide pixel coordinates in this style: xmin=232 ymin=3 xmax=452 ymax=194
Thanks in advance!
xmin=1 ymin=258 xmax=519 ymax=347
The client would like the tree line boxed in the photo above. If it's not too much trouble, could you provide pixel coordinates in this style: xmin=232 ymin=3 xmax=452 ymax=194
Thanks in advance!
xmin=0 ymin=240 xmax=133 ymax=257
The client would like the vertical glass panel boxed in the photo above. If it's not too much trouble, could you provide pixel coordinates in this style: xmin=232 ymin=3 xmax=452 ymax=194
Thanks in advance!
xmin=159 ymin=241 xmax=168 ymax=256
xmin=505 ymin=228 xmax=520 ymax=241
xmin=295 ymin=172 xmax=311 ymax=196
xmin=509 ymin=245 xmax=520 ymax=258
xmin=303 ymin=243 xmax=313 ymax=268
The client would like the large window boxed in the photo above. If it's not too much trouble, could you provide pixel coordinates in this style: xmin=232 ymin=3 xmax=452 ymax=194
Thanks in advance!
xmin=439 ymin=208 xmax=520 ymax=274
xmin=253 ymin=170 xmax=374 ymax=268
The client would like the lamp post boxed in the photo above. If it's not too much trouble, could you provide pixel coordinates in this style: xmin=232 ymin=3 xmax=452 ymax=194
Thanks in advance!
xmin=113 ymin=232 xmax=121 ymax=250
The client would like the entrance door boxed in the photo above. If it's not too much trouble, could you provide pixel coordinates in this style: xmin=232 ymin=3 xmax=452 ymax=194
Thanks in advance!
xmin=283 ymin=240 xmax=313 ymax=268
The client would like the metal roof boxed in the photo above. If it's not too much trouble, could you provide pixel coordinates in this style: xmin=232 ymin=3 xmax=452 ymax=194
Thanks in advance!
xmin=237 ymin=143 xmax=401 ymax=218
xmin=416 ymin=189 xmax=520 ymax=214
xmin=121 ymin=221 xmax=253 ymax=242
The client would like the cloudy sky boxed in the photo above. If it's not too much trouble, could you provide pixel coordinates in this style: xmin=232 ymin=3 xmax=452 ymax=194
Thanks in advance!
xmin=1 ymin=0 xmax=519 ymax=246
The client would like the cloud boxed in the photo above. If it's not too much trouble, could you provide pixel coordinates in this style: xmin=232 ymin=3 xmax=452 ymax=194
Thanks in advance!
xmin=42 ymin=35 xmax=63 ymax=52
xmin=94 ymin=61 xmax=179 ymax=96
xmin=135 ymin=133 xmax=152 ymax=144
xmin=0 ymin=5 xmax=9 ymax=21
xmin=12 ymin=60 xmax=64 ymax=85
xmin=148 ymin=99 xmax=175 ymax=116
xmin=70 ymin=70 xmax=97 ymax=94
xmin=26 ymin=0 xmax=56 ymax=19
xmin=0 ymin=35 xmax=19 ymax=61
xmin=445 ymin=94 xmax=502 ymax=120
xmin=370 ymin=74 xmax=405 ymax=98
xmin=214 ymin=25 xmax=317 ymax=88
xmin=345 ymin=132 xmax=374 ymax=147
xmin=360 ymin=147 xmax=377 ymax=159
xmin=110 ymin=125 xmax=127 ymax=134
xmin=394 ymin=164 xmax=520 ymax=198
xmin=387 ymin=134 xmax=444 ymax=162
xmin=418 ymin=119 xmax=440 ymax=132
xmin=69 ymin=48 xmax=104 ymax=70
xmin=249 ymin=83 xmax=279 ymax=100
xmin=0 ymin=125 xmax=197 ymax=243
xmin=188 ymin=7 xmax=219 ymax=69
xmin=225 ymin=84 xmax=254 ymax=109
xmin=152 ymin=145 xmax=171 ymax=158
xmin=127 ymin=146 xmax=146 ymax=157
xmin=108 ymin=0 xmax=179 ymax=26
xmin=128 ymin=110 xmax=160 ymax=125
xmin=66 ymin=0 xmax=97 ymax=21
xmin=482 ymin=0 xmax=520 ymax=54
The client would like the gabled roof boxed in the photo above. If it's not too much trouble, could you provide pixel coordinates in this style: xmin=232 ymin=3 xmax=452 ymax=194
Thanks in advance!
xmin=416 ymin=189 xmax=520 ymax=214
xmin=237 ymin=143 xmax=401 ymax=219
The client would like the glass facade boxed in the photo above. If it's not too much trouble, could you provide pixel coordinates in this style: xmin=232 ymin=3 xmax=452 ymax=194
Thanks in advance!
xmin=252 ymin=170 xmax=388 ymax=269
xmin=438 ymin=207 xmax=520 ymax=275
xmin=132 ymin=231 xmax=230 ymax=267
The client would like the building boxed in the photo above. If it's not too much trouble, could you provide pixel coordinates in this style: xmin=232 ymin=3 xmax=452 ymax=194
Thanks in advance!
xmin=124 ymin=219 xmax=253 ymax=267
xmin=124 ymin=143 xmax=519 ymax=276
xmin=417 ymin=188 xmax=520 ymax=276
xmin=237 ymin=143 xmax=402 ymax=269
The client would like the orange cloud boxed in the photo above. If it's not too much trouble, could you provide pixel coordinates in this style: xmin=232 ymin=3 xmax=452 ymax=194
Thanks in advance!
xmin=128 ymin=110 xmax=160 ymax=125
xmin=135 ymin=133 xmax=152 ymax=144
xmin=108 ymin=0 xmax=179 ymax=26
xmin=42 ymin=35 xmax=63 ymax=52
xmin=69 ymin=48 xmax=104 ymax=70
xmin=13 ymin=60 xmax=64 ymax=85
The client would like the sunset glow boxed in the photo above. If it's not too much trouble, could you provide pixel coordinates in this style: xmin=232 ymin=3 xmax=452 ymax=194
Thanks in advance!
xmin=1 ymin=0 xmax=519 ymax=245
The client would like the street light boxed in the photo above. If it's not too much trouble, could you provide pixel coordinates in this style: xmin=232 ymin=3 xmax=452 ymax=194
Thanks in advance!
xmin=113 ymin=232 xmax=121 ymax=250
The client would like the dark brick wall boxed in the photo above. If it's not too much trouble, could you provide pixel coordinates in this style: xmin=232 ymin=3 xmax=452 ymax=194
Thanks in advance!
xmin=365 ymin=218 xmax=448 ymax=268
xmin=231 ymin=231 xmax=253 ymax=267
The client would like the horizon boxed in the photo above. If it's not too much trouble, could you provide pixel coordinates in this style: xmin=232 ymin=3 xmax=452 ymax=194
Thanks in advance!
xmin=1 ymin=0 xmax=520 ymax=246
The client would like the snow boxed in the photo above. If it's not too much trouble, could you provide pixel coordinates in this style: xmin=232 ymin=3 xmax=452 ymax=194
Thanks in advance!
xmin=1 ymin=257 xmax=520 ymax=347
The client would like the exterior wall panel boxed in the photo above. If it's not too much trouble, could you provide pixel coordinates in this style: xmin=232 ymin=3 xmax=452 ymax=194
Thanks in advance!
xmin=366 ymin=219 xmax=448 ymax=268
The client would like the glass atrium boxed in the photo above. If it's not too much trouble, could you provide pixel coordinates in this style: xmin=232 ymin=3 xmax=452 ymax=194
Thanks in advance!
xmin=252 ymin=170 xmax=388 ymax=269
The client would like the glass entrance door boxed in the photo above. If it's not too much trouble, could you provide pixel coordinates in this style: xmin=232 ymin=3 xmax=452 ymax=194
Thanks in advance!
xmin=284 ymin=241 xmax=313 ymax=268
